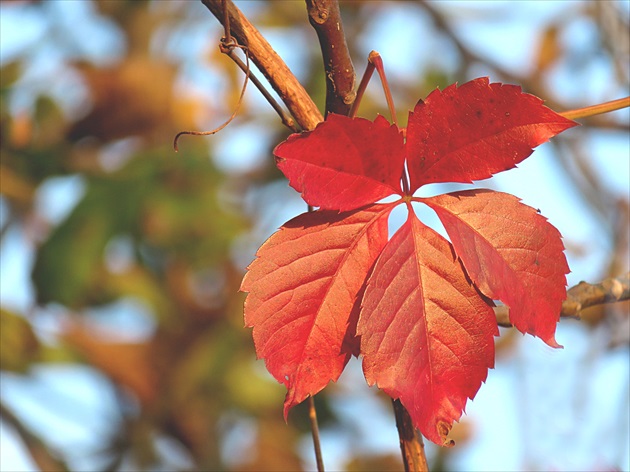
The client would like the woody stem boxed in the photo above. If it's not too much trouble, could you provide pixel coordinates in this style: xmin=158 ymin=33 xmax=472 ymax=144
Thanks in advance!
xmin=393 ymin=400 xmax=430 ymax=472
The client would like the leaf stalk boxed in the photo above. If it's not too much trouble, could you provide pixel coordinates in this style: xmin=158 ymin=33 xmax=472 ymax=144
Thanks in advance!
xmin=369 ymin=51 xmax=398 ymax=127
xmin=560 ymin=96 xmax=630 ymax=120
xmin=350 ymin=58 xmax=375 ymax=119
xmin=308 ymin=396 xmax=325 ymax=471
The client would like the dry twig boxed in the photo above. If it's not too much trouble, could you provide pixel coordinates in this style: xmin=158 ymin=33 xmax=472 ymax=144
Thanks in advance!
xmin=201 ymin=0 xmax=323 ymax=130
xmin=393 ymin=400 xmax=431 ymax=472
xmin=0 ymin=401 xmax=70 ymax=472
xmin=495 ymin=272 xmax=630 ymax=327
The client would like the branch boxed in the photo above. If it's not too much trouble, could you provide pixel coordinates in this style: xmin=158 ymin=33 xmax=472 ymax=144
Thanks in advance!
xmin=496 ymin=272 xmax=630 ymax=327
xmin=392 ymin=400 xmax=430 ymax=472
xmin=201 ymin=0 xmax=323 ymax=131
xmin=0 ymin=401 xmax=70 ymax=472
xmin=305 ymin=0 xmax=356 ymax=115
xmin=418 ymin=1 xmax=629 ymax=130
xmin=303 ymin=5 xmax=430 ymax=468
xmin=301 ymin=3 xmax=357 ymax=468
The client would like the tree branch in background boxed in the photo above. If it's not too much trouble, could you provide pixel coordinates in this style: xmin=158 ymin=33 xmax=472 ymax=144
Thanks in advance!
xmin=496 ymin=272 xmax=630 ymax=327
xmin=418 ymin=0 xmax=629 ymax=131
xmin=0 ymin=401 xmax=70 ymax=472
xmin=201 ymin=0 xmax=323 ymax=131
xmin=201 ymin=3 xmax=628 ymax=471
xmin=306 ymin=0 xmax=356 ymax=115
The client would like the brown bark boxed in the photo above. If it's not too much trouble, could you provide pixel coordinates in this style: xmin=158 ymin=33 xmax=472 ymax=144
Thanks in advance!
xmin=393 ymin=399 xmax=430 ymax=472
xmin=305 ymin=0 xmax=356 ymax=115
xmin=201 ymin=0 xmax=323 ymax=131
xmin=200 ymin=2 xmax=430 ymax=470
xmin=495 ymin=272 xmax=630 ymax=327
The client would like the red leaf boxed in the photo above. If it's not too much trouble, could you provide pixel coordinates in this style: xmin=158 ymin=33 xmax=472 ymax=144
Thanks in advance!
xmin=423 ymin=190 xmax=569 ymax=347
xmin=241 ymin=204 xmax=391 ymax=417
xmin=244 ymin=77 xmax=577 ymax=445
xmin=358 ymin=211 xmax=497 ymax=446
xmin=406 ymin=77 xmax=577 ymax=192
xmin=274 ymin=114 xmax=405 ymax=211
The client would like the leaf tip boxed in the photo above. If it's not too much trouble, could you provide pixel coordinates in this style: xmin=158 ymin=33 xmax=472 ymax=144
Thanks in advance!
xmin=544 ymin=335 xmax=564 ymax=349
xmin=437 ymin=421 xmax=456 ymax=448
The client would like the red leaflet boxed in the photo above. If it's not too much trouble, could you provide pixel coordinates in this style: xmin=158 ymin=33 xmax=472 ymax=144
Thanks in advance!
xmin=422 ymin=190 xmax=569 ymax=347
xmin=274 ymin=114 xmax=405 ymax=211
xmin=358 ymin=211 xmax=497 ymax=446
xmin=242 ymin=77 xmax=577 ymax=445
xmin=241 ymin=205 xmax=391 ymax=416
xmin=406 ymin=78 xmax=578 ymax=191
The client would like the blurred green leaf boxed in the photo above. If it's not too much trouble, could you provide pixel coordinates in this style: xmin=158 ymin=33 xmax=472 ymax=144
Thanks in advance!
xmin=32 ymin=146 xmax=246 ymax=308
xmin=0 ymin=60 xmax=22 ymax=91
xmin=32 ymin=178 xmax=128 ymax=307
xmin=0 ymin=308 xmax=39 ymax=372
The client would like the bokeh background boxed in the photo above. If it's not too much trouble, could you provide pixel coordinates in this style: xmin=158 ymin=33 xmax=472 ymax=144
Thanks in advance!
xmin=1 ymin=1 xmax=628 ymax=471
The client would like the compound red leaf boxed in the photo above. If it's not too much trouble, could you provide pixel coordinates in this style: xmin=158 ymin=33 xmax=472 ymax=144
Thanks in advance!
xmin=241 ymin=204 xmax=392 ymax=417
xmin=245 ymin=77 xmax=578 ymax=446
xmin=423 ymin=190 xmax=569 ymax=347
xmin=358 ymin=211 xmax=497 ymax=446
xmin=406 ymin=77 xmax=578 ymax=192
xmin=274 ymin=114 xmax=405 ymax=211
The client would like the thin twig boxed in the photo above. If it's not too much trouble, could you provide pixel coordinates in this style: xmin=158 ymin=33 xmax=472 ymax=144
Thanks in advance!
xmin=306 ymin=0 xmax=356 ymax=116
xmin=308 ymin=396 xmax=325 ymax=471
xmin=350 ymin=51 xmax=399 ymax=122
xmin=174 ymin=0 xmax=254 ymax=151
xmin=222 ymin=0 xmax=231 ymax=42
xmin=201 ymin=0 xmax=323 ymax=131
xmin=0 ymin=401 xmax=70 ymax=472
xmin=300 ymin=3 xmax=356 ymax=469
xmin=418 ymin=1 xmax=629 ymax=130
xmin=217 ymin=0 xmax=297 ymax=132
xmin=176 ymin=0 xmax=301 ymax=149
xmin=173 ymin=41 xmax=250 ymax=151
xmin=496 ymin=272 xmax=630 ymax=327
xmin=223 ymin=47 xmax=298 ymax=132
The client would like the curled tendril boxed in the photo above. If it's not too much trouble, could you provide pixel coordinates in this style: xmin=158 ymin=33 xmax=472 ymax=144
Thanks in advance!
xmin=173 ymin=37 xmax=251 ymax=152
